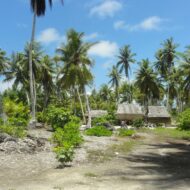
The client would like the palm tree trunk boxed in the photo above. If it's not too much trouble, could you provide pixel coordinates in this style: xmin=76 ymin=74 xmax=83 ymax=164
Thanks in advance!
xmin=84 ymin=87 xmax=91 ymax=128
xmin=25 ymin=91 xmax=30 ymax=106
xmin=29 ymin=4 xmax=37 ymax=126
xmin=76 ymin=86 xmax=86 ymax=124
xmin=144 ymin=96 xmax=149 ymax=123
xmin=166 ymin=84 xmax=170 ymax=111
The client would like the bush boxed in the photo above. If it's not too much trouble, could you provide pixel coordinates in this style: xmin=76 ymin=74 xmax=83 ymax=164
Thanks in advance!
xmin=0 ymin=125 xmax=26 ymax=138
xmin=177 ymin=109 xmax=190 ymax=130
xmin=132 ymin=119 xmax=144 ymax=128
xmin=85 ymin=126 xmax=113 ymax=137
xmin=53 ymin=121 xmax=83 ymax=148
xmin=3 ymin=98 xmax=30 ymax=127
xmin=53 ymin=121 xmax=83 ymax=166
xmin=54 ymin=143 xmax=74 ymax=166
xmin=45 ymin=105 xmax=80 ymax=130
xmin=118 ymin=129 xmax=135 ymax=137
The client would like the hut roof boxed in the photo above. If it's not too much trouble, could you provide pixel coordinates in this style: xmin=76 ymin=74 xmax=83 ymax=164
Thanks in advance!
xmin=86 ymin=110 xmax=108 ymax=118
xmin=148 ymin=106 xmax=170 ymax=118
xmin=117 ymin=103 xmax=143 ymax=116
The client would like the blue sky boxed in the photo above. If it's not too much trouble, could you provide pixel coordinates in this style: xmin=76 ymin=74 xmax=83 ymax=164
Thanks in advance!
xmin=0 ymin=0 xmax=190 ymax=91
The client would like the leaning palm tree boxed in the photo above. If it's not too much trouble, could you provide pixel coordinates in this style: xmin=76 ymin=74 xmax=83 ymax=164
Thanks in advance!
xmin=57 ymin=29 xmax=94 ymax=127
xmin=117 ymin=45 xmax=136 ymax=80
xmin=108 ymin=65 xmax=122 ymax=102
xmin=29 ymin=0 xmax=63 ymax=124
xmin=135 ymin=59 xmax=162 ymax=122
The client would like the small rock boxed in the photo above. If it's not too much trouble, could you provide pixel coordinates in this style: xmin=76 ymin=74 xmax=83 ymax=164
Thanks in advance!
xmin=0 ymin=133 xmax=11 ymax=143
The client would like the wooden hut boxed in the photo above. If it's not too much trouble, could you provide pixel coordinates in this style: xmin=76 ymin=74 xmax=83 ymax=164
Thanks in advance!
xmin=116 ymin=103 xmax=143 ymax=121
xmin=147 ymin=106 xmax=171 ymax=125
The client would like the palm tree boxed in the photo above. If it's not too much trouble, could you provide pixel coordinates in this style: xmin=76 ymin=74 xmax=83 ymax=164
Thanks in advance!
xmin=155 ymin=38 xmax=178 ymax=110
xmin=29 ymin=0 xmax=63 ymax=124
xmin=119 ymin=82 xmax=134 ymax=103
xmin=0 ymin=49 xmax=8 ymax=75
xmin=57 ymin=29 xmax=94 ymax=126
xmin=99 ymin=84 xmax=112 ymax=102
xmin=117 ymin=45 xmax=136 ymax=80
xmin=108 ymin=65 xmax=121 ymax=102
xmin=40 ymin=55 xmax=54 ymax=108
xmin=135 ymin=59 xmax=162 ymax=122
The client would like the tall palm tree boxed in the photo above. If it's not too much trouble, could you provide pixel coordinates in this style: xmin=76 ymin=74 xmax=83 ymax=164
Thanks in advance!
xmin=155 ymin=38 xmax=178 ymax=110
xmin=117 ymin=45 xmax=136 ymax=80
xmin=135 ymin=59 xmax=162 ymax=122
xmin=57 ymin=29 xmax=94 ymax=126
xmin=119 ymin=82 xmax=134 ymax=103
xmin=29 ymin=0 xmax=63 ymax=124
xmin=108 ymin=65 xmax=121 ymax=102
xmin=40 ymin=55 xmax=54 ymax=108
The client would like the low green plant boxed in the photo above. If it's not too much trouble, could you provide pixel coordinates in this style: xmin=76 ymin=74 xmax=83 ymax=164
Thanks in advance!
xmin=54 ymin=143 xmax=74 ymax=165
xmin=177 ymin=109 xmax=190 ymax=130
xmin=45 ymin=105 xmax=80 ymax=129
xmin=118 ymin=129 xmax=135 ymax=137
xmin=132 ymin=119 xmax=144 ymax=128
xmin=85 ymin=126 xmax=112 ymax=137
xmin=0 ymin=125 xmax=26 ymax=138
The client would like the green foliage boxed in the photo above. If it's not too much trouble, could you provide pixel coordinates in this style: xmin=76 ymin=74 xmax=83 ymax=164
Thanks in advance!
xmin=3 ymin=98 xmax=30 ymax=127
xmin=92 ymin=114 xmax=117 ymax=127
xmin=132 ymin=119 xmax=144 ymax=128
xmin=53 ymin=121 xmax=83 ymax=147
xmin=177 ymin=109 xmax=190 ymax=130
xmin=54 ymin=144 xmax=74 ymax=165
xmin=118 ymin=129 xmax=135 ymax=137
xmin=0 ymin=125 xmax=26 ymax=138
xmin=45 ymin=105 xmax=80 ymax=129
xmin=85 ymin=126 xmax=113 ymax=137
xmin=53 ymin=120 xmax=83 ymax=166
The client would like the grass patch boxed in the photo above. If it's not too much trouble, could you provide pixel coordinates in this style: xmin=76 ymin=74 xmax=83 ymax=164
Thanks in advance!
xmin=85 ymin=126 xmax=112 ymax=137
xmin=87 ymin=139 xmax=139 ymax=163
xmin=84 ymin=172 xmax=98 ymax=178
xmin=143 ymin=127 xmax=190 ymax=140
xmin=118 ymin=129 xmax=135 ymax=137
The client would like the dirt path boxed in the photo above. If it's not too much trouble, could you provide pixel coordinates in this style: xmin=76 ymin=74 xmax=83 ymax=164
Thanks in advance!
xmin=0 ymin=130 xmax=190 ymax=190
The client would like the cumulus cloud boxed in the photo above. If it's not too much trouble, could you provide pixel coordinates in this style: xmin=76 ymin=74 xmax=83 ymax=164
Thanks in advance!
xmin=88 ymin=40 xmax=119 ymax=58
xmin=37 ymin=28 xmax=65 ymax=45
xmin=90 ymin=0 xmax=123 ymax=18
xmin=114 ymin=16 xmax=165 ymax=31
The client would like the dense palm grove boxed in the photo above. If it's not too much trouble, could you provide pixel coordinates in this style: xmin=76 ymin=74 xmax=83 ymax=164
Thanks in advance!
xmin=1 ymin=35 xmax=190 ymax=122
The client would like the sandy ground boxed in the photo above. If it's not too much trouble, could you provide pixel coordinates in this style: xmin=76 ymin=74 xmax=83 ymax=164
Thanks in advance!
xmin=0 ymin=129 xmax=190 ymax=190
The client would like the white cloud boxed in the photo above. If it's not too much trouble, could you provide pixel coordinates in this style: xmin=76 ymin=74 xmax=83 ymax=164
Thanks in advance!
xmin=37 ymin=28 xmax=65 ymax=45
xmin=88 ymin=40 xmax=119 ymax=58
xmin=84 ymin=32 xmax=99 ymax=41
xmin=114 ymin=16 xmax=165 ymax=31
xmin=0 ymin=80 xmax=14 ymax=93
xmin=90 ymin=0 xmax=123 ymax=18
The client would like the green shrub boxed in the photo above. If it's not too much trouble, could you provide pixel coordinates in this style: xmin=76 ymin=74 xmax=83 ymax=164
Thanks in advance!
xmin=92 ymin=114 xmax=116 ymax=127
xmin=85 ymin=126 xmax=112 ymax=137
xmin=54 ymin=143 xmax=74 ymax=166
xmin=132 ymin=119 xmax=144 ymax=128
xmin=0 ymin=125 xmax=26 ymax=138
xmin=53 ymin=121 xmax=83 ymax=148
xmin=45 ymin=105 xmax=80 ymax=129
xmin=177 ymin=109 xmax=190 ymax=130
xmin=118 ymin=129 xmax=135 ymax=137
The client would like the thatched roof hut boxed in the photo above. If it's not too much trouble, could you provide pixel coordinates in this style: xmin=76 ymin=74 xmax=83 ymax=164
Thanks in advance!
xmin=148 ymin=106 xmax=171 ymax=124
xmin=86 ymin=110 xmax=108 ymax=118
xmin=116 ymin=103 xmax=143 ymax=121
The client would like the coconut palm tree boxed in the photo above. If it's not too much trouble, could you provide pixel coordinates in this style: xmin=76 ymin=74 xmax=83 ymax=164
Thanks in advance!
xmin=155 ymin=38 xmax=178 ymax=110
xmin=57 ymin=29 xmax=94 ymax=126
xmin=108 ymin=65 xmax=122 ymax=102
xmin=0 ymin=49 xmax=8 ymax=75
xmin=117 ymin=45 xmax=136 ymax=80
xmin=29 ymin=0 xmax=63 ymax=124
xmin=40 ymin=55 xmax=55 ymax=108
xmin=119 ymin=82 xmax=134 ymax=103
xmin=99 ymin=84 xmax=112 ymax=102
xmin=135 ymin=59 xmax=162 ymax=122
